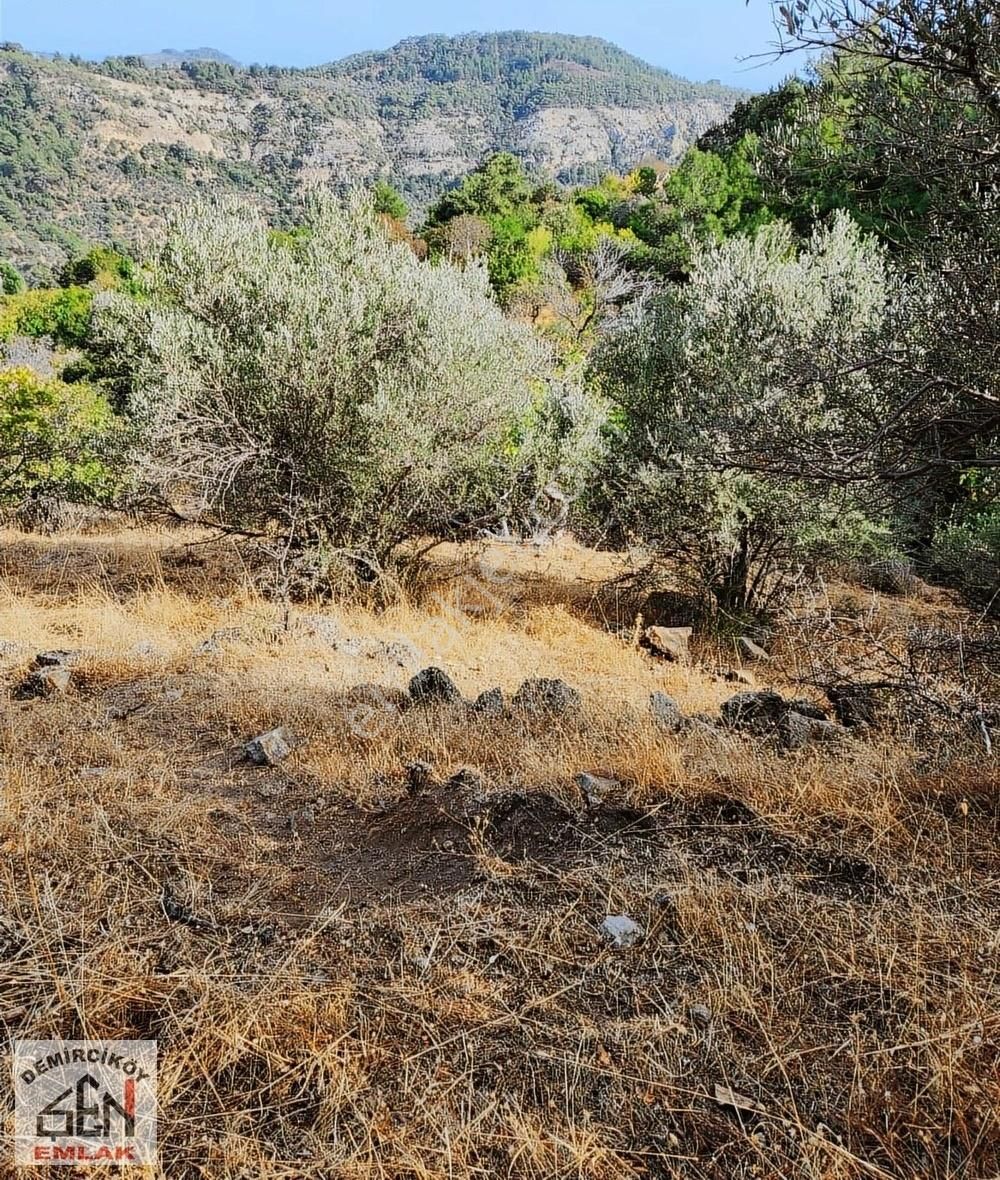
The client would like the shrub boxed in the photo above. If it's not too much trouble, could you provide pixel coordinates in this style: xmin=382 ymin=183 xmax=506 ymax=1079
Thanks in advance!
xmin=0 ymin=367 xmax=118 ymax=506
xmin=586 ymin=212 xmax=904 ymax=615
xmin=0 ymin=286 xmax=94 ymax=347
xmin=94 ymin=196 xmax=596 ymax=569
xmin=0 ymin=260 xmax=25 ymax=295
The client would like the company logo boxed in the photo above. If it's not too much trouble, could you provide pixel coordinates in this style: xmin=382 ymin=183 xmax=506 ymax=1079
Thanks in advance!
xmin=14 ymin=1040 xmax=157 ymax=1166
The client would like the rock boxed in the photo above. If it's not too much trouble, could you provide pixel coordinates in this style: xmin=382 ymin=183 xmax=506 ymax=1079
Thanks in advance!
xmin=14 ymin=665 xmax=72 ymax=698
xmin=471 ymin=686 xmax=505 ymax=715
xmin=643 ymin=626 xmax=692 ymax=663
xmin=689 ymin=1003 xmax=712 ymax=1030
xmin=721 ymin=667 xmax=756 ymax=686
xmin=575 ymin=772 xmax=619 ymax=809
xmin=406 ymin=760 xmax=435 ymax=794
xmin=600 ymin=914 xmax=643 ymax=948
xmin=649 ymin=691 xmax=684 ymax=732
xmin=447 ymin=766 xmax=482 ymax=792
xmin=720 ymin=691 xmax=788 ymax=733
xmin=408 ymin=666 xmax=462 ymax=705
xmin=131 ymin=639 xmax=161 ymax=659
xmin=287 ymin=806 xmax=315 ymax=835
xmin=826 ymin=683 xmax=879 ymax=728
xmin=779 ymin=711 xmax=844 ymax=752
xmin=34 ymin=649 xmax=80 ymax=668
xmin=511 ymin=678 xmax=581 ymax=716
xmin=784 ymin=698 xmax=828 ymax=721
xmin=245 ymin=727 xmax=293 ymax=766
xmin=714 ymin=1083 xmax=765 ymax=1115
xmin=738 ymin=636 xmax=770 ymax=662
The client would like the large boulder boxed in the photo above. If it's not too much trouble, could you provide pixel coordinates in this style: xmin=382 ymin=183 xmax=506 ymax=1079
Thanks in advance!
xmin=471 ymin=687 xmax=505 ymax=715
xmin=511 ymin=678 xmax=581 ymax=716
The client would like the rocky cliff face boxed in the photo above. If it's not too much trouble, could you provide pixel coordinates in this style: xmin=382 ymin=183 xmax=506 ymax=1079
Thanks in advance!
xmin=0 ymin=32 xmax=746 ymax=275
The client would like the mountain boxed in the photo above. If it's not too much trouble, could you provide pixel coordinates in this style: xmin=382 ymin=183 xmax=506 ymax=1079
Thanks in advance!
xmin=141 ymin=48 xmax=242 ymax=68
xmin=0 ymin=31 xmax=747 ymax=277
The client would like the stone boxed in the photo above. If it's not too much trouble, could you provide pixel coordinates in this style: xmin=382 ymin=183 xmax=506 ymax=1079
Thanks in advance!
xmin=826 ymin=683 xmax=879 ymax=728
xmin=575 ymin=772 xmax=619 ymax=809
xmin=689 ymin=1003 xmax=712 ymax=1030
xmin=720 ymin=690 xmax=788 ymax=734
xmin=600 ymin=914 xmax=643 ymax=948
xmin=649 ymin=691 xmax=684 ymax=732
xmin=738 ymin=636 xmax=770 ymax=662
xmin=408 ymin=666 xmax=462 ymax=704
xmin=245 ymin=727 xmax=293 ymax=766
xmin=447 ymin=766 xmax=482 ymax=791
xmin=406 ymin=760 xmax=435 ymax=794
xmin=14 ymin=665 xmax=72 ymax=698
xmin=511 ymin=678 xmax=581 ymax=716
xmin=471 ymin=686 xmax=505 ymax=715
xmin=779 ymin=711 xmax=844 ymax=752
xmin=721 ymin=667 xmax=756 ymax=686
xmin=784 ymin=698 xmax=828 ymax=721
xmin=643 ymin=626 xmax=692 ymax=663
xmin=34 ymin=649 xmax=80 ymax=668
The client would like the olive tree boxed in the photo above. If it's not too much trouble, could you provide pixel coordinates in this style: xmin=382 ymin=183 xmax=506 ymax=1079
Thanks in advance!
xmin=95 ymin=197 xmax=597 ymax=572
xmin=587 ymin=213 xmax=911 ymax=615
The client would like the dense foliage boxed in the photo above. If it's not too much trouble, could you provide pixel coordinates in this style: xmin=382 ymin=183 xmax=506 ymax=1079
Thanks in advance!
xmin=92 ymin=197 xmax=600 ymax=572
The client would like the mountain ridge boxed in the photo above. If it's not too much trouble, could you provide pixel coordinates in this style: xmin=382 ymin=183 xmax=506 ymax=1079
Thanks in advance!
xmin=0 ymin=31 xmax=747 ymax=277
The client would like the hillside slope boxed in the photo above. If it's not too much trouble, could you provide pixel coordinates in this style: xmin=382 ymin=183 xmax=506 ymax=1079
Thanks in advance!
xmin=0 ymin=32 xmax=744 ymax=276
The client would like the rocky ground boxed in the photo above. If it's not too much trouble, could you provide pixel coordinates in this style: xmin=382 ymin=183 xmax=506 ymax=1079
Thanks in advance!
xmin=0 ymin=527 xmax=997 ymax=1178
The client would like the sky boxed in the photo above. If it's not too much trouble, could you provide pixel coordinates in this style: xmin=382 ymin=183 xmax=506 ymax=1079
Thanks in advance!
xmin=0 ymin=0 xmax=801 ymax=90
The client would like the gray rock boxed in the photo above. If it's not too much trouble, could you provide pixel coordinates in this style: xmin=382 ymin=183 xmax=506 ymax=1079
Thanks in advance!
xmin=471 ymin=686 xmax=505 ymax=715
xmin=689 ymin=1003 xmax=712 ymax=1030
xmin=245 ymin=726 xmax=293 ymax=766
xmin=649 ymin=691 xmax=683 ymax=732
xmin=409 ymin=666 xmax=462 ymax=704
xmin=784 ymin=698 xmax=828 ymax=721
xmin=575 ymin=772 xmax=619 ymax=809
xmin=643 ymin=626 xmax=692 ymax=663
xmin=600 ymin=914 xmax=643 ymax=948
xmin=15 ymin=665 xmax=72 ymax=698
xmin=720 ymin=691 xmax=788 ymax=734
xmin=511 ymin=678 xmax=581 ymax=715
xmin=738 ymin=636 xmax=771 ymax=662
xmin=779 ymin=711 xmax=844 ymax=752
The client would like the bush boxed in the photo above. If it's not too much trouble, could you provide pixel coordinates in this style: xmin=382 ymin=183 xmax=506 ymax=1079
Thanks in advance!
xmin=586 ymin=212 xmax=902 ymax=615
xmin=0 ymin=286 xmax=94 ymax=347
xmin=930 ymin=506 xmax=1000 ymax=611
xmin=95 ymin=196 xmax=596 ymax=569
xmin=0 ymin=367 xmax=118 ymax=506
xmin=0 ymin=260 xmax=25 ymax=295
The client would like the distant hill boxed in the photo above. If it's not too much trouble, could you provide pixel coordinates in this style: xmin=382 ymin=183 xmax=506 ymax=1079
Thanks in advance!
xmin=0 ymin=31 xmax=747 ymax=277
xmin=141 ymin=48 xmax=242 ymax=68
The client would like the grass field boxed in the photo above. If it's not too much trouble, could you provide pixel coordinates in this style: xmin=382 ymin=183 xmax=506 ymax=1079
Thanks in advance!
xmin=0 ymin=525 xmax=997 ymax=1178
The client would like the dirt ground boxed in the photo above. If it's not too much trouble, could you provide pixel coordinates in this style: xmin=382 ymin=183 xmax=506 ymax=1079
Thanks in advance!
xmin=0 ymin=526 xmax=997 ymax=1178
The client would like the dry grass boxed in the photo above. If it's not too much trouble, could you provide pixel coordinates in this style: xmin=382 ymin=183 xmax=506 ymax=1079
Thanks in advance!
xmin=0 ymin=526 xmax=997 ymax=1178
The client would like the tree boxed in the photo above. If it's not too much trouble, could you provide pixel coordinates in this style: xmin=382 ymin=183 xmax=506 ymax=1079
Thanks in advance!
xmin=0 ymin=367 xmax=117 ymax=505
xmin=586 ymin=214 xmax=910 ymax=614
xmin=0 ymin=260 xmax=24 ymax=295
xmin=371 ymin=180 xmax=408 ymax=222
xmin=94 ymin=196 xmax=593 ymax=572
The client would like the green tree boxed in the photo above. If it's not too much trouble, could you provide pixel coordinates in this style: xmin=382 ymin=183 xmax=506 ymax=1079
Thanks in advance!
xmin=0 ymin=260 xmax=25 ymax=295
xmin=371 ymin=180 xmax=408 ymax=222
xmin=0 ymin=366 xmax=117 ymax=504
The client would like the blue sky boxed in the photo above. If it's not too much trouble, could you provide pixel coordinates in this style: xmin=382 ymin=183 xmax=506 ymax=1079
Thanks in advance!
xmin=0 ymin=0 xmax=800 ymax=89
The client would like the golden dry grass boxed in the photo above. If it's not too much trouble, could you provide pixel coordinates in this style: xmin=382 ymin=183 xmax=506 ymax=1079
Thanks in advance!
xmin=0 ymin=526 xmax=997 ymax=1179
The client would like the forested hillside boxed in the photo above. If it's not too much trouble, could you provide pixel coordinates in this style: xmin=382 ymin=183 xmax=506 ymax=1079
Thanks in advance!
xmin=0 ymin=32 xmax=743 ymax=278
